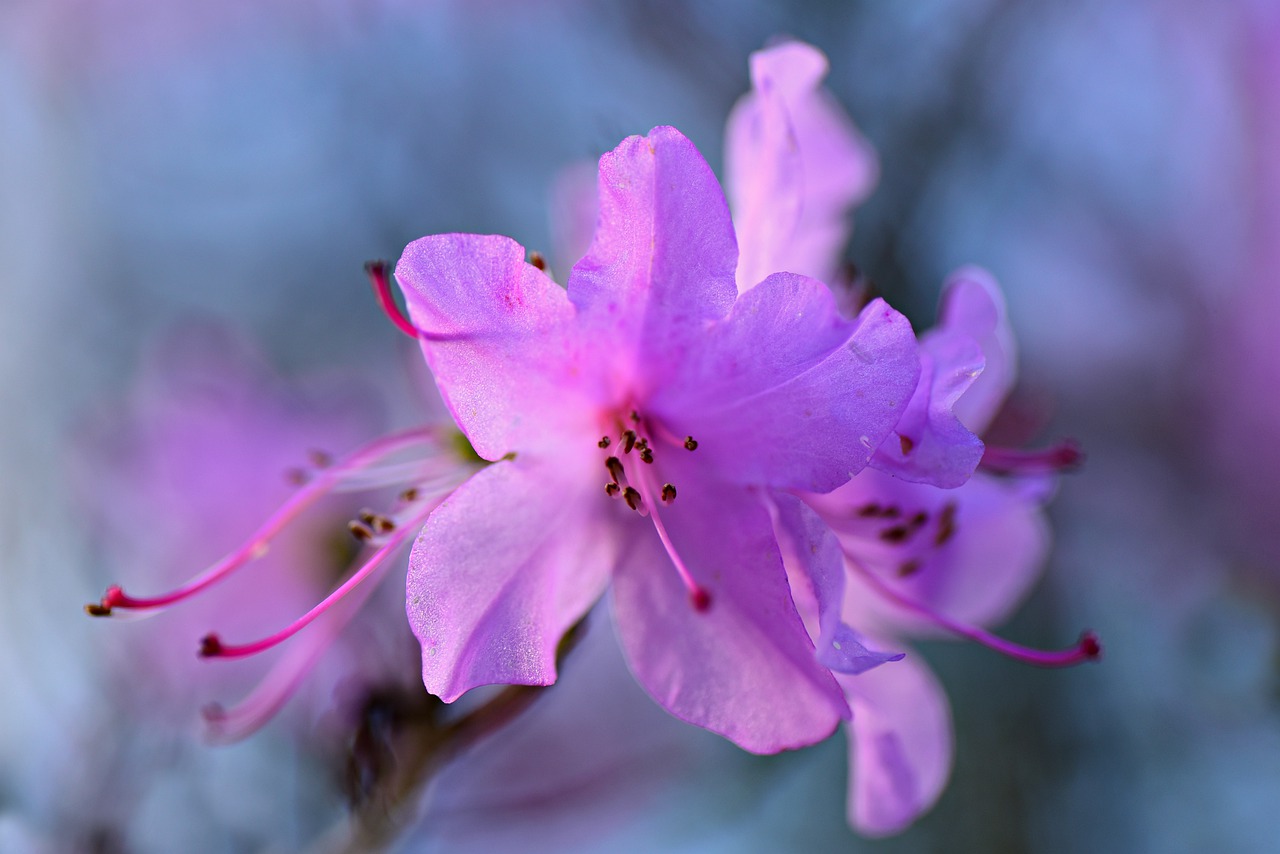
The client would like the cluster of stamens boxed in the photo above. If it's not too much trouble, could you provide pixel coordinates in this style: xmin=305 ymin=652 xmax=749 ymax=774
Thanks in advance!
xmin=598 ymin=411 xmax=709 ymax=612
xmin=843 ymin=494 xmax=1099 ymax=668
xmin=83 ymin=425 xmax=478 ymax=740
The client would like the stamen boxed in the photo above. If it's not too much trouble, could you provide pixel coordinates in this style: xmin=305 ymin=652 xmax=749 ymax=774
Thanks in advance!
xmin=845 ymin=552 xmax=1100 ymax=668
xmin=365 ymin=260 xmax=422 ymax=340
xmin=622 ymin=430 xmax=637 ymax=454
xmin=623 ymin=486 xmax=644 ymax=512
xmin=605 ymin=456 xmax=626 ymax=484
xmin=348 ymin=521 xmax=374 ymax=542
xmin=605 ymin=482 xmax=621 ymax=497
xmin=629 ymin=459 xmax=711 ymax=612
xmin=934 ymin=502 xmax=957 ymax=547
xmin=201 ymin=541 xmax=389 ymax=744
xmin=529 ymin=251 xmax=547 ymax=271
xmin=198 ymin=502 xmax=436 ymax=660
xmin=661 ymin=483 xmax=677 ymax=504
xmin=639 ymin=448 xmax=654 ymax=464
xmin=899 ymin=435 xmax=915 ymax=455
xmin=981 ymin=440 xmax=1084 ymax=475
xmin=84 ymin=428 xmax=440 ymax=617
xmin=683 ymin=436 xmax=698 ymax=451
xmin=598 ymin=436 xmax=611 ymax=449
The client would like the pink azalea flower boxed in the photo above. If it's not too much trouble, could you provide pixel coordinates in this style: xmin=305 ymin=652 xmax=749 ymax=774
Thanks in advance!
xmin=802 ymin=271 xmax=1096 ymax=836
xmin=724 ymin=40 xmax=1098 ymax=836
xmin=394 ymin=124 xmax=923 ymax=754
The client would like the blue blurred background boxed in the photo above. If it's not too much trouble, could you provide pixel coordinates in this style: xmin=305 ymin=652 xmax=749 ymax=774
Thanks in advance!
xmin=2 ymin=1 xmax=1278 ymax=851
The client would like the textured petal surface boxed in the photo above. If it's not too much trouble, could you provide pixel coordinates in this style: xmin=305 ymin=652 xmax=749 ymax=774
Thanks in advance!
xmin=396 ymin=234 xmax=596 ymax=460
xmin=657 ymin=286 xmax=919 ymax=493
xmin=808 ymin=467 xmax=1050 ymax=634
xmin=610 ymin=452 xmax=847 ymax=753
xmin=870 ymin=309 xmax=986 ymax=488
xmin=568 ymin=126 xmax=739 ymax=394
xmin=843 ymin=650 xmax=953 ymax=837
xmin=941 ymin=267 xmax=1017 ymax=435
xmin=407 ymin=455 xmax=616 ymax=702
xmin=726 ymin=40 xmax=877 ymax=291
xmin=772 ymin=492 xmax=903 ymax=675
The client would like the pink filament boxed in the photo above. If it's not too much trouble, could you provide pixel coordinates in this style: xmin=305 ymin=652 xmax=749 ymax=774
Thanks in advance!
xmin=200 ymin=501 xmax=438 ymax=659
xmin=629 ymin=456 xmax=712 ymax=612
xmin=845 ymin=552 xmax=1100 ymax=668
xmin=980 ymin=440 xmax=1084 ymax=476
xmin=95 ymin=427 xmax=441 ymax=614
xmin=365 ymin=260 xmax=423 ymax=340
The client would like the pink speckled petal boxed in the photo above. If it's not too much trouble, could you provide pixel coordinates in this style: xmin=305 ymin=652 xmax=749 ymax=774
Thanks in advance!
xmin=843 ymin=650 xmax=952 ymax=837
xmin=408 ymin=455 xmax=616 ymax=702
xmin=726 ymin=40 xmax=877 ymax=291
xmin=395 ymin=234 xmax=596 ymax=460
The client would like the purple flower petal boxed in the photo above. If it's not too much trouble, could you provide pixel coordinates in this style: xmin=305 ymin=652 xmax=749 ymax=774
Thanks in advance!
xmin=658 ymin=283 xmax=919 ymax=493
xmin=772 ymin=493 xmax=904 ymax=675
xmin=870 ymin=313 xmax=986 ymax=488
xmin=810 ymin=467 xmax=1050 ymax=633
xmin=941 ymin=267 xmax=1017 ymax=435
xmin=396 ymin=234 xmax=594 ymax=460
xmin=407 ymin=456 xmax=616 ymax=702
xmin=842 ymin=650 xmax=953 ymax=837
xmin=568 ymin=126 xmax=739 ymax=390
xmin=610 ymin=454 xmax=847 ymax=754
xmin=726 ymin=40 xmax=877 ymax=291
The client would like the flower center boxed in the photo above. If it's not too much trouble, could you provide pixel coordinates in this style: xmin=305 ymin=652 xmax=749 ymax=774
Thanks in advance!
xmin=597 ymin=410 xmax=710 ymax=612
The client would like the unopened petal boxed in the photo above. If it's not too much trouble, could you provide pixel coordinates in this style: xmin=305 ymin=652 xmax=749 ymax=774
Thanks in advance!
xmin=940 ymin=267 xmax=1017 ymax=435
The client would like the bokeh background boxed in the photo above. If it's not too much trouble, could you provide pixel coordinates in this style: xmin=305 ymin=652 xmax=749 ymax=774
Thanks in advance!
xmin=2 ymin=1 xmax=1278 ymax=852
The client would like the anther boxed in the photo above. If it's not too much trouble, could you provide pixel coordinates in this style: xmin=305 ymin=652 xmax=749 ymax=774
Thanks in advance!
xmin=358 ymin=510 xmax=378 ymax=525
xmin=639 ymin=448 xmax=654 ymax=464
xmin=308 ymin=449 xmax=333 ymax=468
xmin=598 ymin=436 xmax=611 ymax=449
xmin=622 ymin=430 xmax=637 ymax=454
xmin=857 ymin=502 xmax=882 ymax=518
xmin=348 ymin=521 xmax=374 ymax=542
xmin=683 ymin=436 xmax=698 ymax=451
xmin=199 ymin=634 xmax=224 ymax=658
xmin=529 ymin=251 xmax=547 ymax=271
xmin=879 ymin=525 xmax=912 ymax=544
xmin=374 ymin=516 xmax=395 ymax=534
xmin=935 ymin=502 xmax=957 ymax=547
xmin=84 ymin=603 xmax=112 ymax=617
xmin=910 ymin=511 xmax=929 ymax=528
xmin=630 ymin=410 xmax=640 ymax=422
xmin=285 ymin=468 xmax=310 ymax=486
xmin=623 ymin=487 xmax=643 ymax=512
xmin=661 ymin=483 xmax=677 ymax=504
xmin=605 ymin=482 xmax=621 ymax=497
xmin=897 ymin=559 xmax=922 ymax=577
xmin=690 ymin=587 xmax=712 ymax=612
xmin=605 ymin=456 xmax=626 ymax=483
xmin=899 ymin=435 xmax=915 ymax=455
xmin=400 ymin=487 xmax=419 ymax=503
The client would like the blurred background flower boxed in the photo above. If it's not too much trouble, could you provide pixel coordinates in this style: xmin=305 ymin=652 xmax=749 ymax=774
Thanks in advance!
xmin=2 ymin=1 xmax=1277 ymax=851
